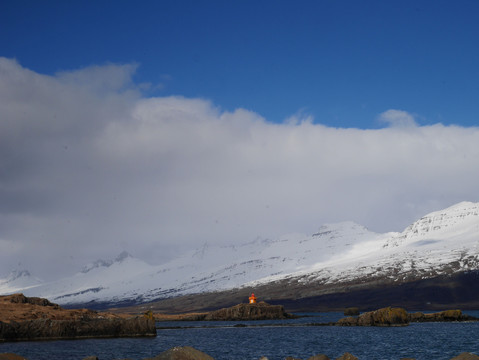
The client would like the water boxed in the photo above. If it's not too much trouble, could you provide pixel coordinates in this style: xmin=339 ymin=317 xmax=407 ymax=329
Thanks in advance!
xmin=2 ymin=312 xmax=479 ymax=360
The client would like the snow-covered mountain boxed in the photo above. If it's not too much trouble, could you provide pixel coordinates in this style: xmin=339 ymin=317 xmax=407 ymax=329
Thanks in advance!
xmin=0 ymin=270 xmax=43 ymax=294
xmin=249 ymin=201 xmax=479 ymax=288
xmin=1 ymin=201 xmax=478 ymax=309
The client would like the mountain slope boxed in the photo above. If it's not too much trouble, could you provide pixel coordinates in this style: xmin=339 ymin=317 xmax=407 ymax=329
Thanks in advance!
xmin=0 ymin=270 xmax=43 ymax=294
xmin=16 ymin=221 xmax=385 ymax=306
xmin=259 ymin=201 xmax=479 ymax=284
xmin=2 ymin=201 xmax=479 ymax=310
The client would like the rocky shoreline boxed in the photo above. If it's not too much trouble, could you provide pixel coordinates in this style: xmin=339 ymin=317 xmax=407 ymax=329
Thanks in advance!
xmin=2 ymin=345 xmax=479 ymax=360
xmin=0 ymin=294 xmax=156 ymax=342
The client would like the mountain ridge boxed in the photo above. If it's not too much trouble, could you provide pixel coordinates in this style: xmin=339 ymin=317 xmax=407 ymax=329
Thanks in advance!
xmin=1 ymin=201 xmax=478 ymax=311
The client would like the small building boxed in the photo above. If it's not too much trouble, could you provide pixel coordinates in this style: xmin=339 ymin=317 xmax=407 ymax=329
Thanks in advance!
xmin=249 ymin=293 xmax=257 ymax=304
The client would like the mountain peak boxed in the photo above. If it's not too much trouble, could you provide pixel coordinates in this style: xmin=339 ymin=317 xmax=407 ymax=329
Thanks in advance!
xmin=445 ymin=200 xmax=477 ymax=211
xmin=115 ymin=251 xmax=132 ymax=262
xmin=312 ymin=221 xmax=372 ymax=238
xmin=81 ymin=251 xmax=133 ymax=273
xmin=385 ymin=201 xmax=479 ymax=247
xmin=0 ymin=270 xmax=43 ymax=294
xmin=6 ymin=270 xmax=31 ymax=282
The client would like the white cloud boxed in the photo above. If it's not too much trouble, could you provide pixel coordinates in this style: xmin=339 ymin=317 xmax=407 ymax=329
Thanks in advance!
xmin=55 ymin=62 xmax=139 ymax=93
xmin=1 ymin=57 xmax=479 ymax=279
xmin=378 ymin=109 xmax=418 ymax=127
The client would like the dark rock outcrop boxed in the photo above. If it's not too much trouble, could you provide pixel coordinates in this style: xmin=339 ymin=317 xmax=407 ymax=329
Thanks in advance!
xmin=145 ymin=346 xmax=215 ymax=360
xmin=6 ymin=293 xmax=59 ymax=308
xmin=408 ymin=309 xmax=477 ymax=322
xmin=0 ymin=316 xmax=156 ymax=341
xmin=336 ymin=307 xmax=409 ymax=326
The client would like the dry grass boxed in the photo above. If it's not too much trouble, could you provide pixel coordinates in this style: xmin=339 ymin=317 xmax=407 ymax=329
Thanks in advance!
xmin=0 ymin=294 xmax=129 ymax=323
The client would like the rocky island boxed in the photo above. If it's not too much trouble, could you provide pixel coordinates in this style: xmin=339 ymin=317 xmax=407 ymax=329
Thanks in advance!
xmin=174 ymin=301 xmax=296 ymax=321
xmin=336 ymin=307 xmax=478 ymax=326
xmin=0 ymin=294 xmax=156 ymax=341
xmin=153 ymin=303 xmax=477 ymax=326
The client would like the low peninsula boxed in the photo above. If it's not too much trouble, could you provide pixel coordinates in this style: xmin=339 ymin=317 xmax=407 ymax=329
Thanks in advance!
xmin=0 ymin=294 xmax=156 ymax=342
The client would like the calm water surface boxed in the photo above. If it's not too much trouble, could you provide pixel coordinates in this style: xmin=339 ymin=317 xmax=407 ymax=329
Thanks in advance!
xmin=1 ymin=312 xmax=479 ymax=360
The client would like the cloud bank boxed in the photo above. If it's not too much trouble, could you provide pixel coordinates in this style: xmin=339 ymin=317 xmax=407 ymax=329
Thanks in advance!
xmin=1 ymin=58 xmax=479 ymax=279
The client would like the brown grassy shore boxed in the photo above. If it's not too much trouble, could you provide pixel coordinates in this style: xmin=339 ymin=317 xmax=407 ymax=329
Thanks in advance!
xmin=0 ymin=293 xmax=130 ymax=322
xmin=0 ymin=294 xmax=156 ymax=342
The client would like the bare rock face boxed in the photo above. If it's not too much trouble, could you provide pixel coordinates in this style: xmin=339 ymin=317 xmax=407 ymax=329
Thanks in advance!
xmin=145 ymin=346 xmax=215 ymax=360
xmin=337 ymin=307 xmax=409 ymax=326
xmin=201 ymin=302 xmax=294 ymax=321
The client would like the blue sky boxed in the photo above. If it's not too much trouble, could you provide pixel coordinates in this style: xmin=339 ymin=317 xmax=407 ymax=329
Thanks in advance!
xmin=2 ymin=0 xmax=478 ymax=128
xmin=1 ymin=1 xmax=479 ymax=279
